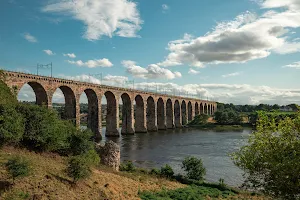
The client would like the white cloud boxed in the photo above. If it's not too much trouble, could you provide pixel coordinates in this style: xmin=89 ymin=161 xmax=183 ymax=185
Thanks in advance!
xmin=63 ymin=53 xmax=76 ymax=58
xmin=188 ymin=68 xmax=200 ymax=75
xmin=222 ymin=72 xmax=242 ymax=78
xmin=122 ymin=60 xmax=182 ymax=80
xmin=67 ymin=58 xmax=113 ymax=68
xmin=42 ymin=0 xmax=142 ymax=41
xmin=282 ymin=61 xmax=300 ymax=69
xmin=103 ymin=75 xmax=129 ymax=85
xmin=43 ymin=49 xmax=55 ymax=55
xmin=162 ymin=4 xmax=169 ymax=11
xmin=157 ymin=1 xmax=300 ymax=67
xmin=23 ymin=33 xmax=37 ymax=43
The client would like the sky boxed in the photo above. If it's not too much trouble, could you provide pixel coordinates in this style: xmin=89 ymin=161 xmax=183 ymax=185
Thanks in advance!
xmin=1 ymin=0 xmax=300 ymax=105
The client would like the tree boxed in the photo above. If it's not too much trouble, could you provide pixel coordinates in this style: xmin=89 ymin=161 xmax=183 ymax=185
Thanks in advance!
xmin=66 ymin=156 xmax=91 ymax=184
xmin=182 ymin=157 xmax=206 ymax=181
xmin=232 ymin=112 xmax=300 ymax=199
xmin=5 ymin=156 xmax=30 ymax=183
xmin=160 ymin=164 xmax=174 ymax=178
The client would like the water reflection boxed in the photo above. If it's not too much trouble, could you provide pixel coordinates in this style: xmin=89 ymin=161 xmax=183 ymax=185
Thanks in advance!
xmin=98 ymin=127 xmax=251 ymax=186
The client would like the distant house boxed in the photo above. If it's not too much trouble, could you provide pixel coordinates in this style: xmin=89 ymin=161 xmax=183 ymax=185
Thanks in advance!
xmin=279 ymin=106 xmax=293 ymax=112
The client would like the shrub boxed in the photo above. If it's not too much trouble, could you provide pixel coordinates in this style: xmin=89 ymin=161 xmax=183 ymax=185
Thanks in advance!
xmin=82 ymin=149 xmax=100 ymax=166
xmin=119 ymin=161 xmax=136 ymax=172
xmin=0 ymin=104 xmax=24 ymax=147
xmin=149 ymin=168 xmax=161 ymax=176
xmin=232 ymin=112 xmax=300 ymax=199
xmin=160 ymin=164 xmax=174 ymax=178
xmin=0 ymin=77 xmax=18 ymax=106
xmin=5 ymin=156 xmax=30 ymax=183
xmin=66 ymin=156 xmax=91 ymax=184
xmin=16 ymin=104 xmax=76 ymax=152
xmin=189 ymin=114 xmax=209 ymax=125
xmin=69 ymin=129 xmax=94 ymax=156
xmin=182 ymin=157 xmax=206 ymax=181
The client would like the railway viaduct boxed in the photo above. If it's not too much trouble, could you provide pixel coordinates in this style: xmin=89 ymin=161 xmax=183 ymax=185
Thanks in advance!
xmin=3 ymin=71 xmax=217 ymax=139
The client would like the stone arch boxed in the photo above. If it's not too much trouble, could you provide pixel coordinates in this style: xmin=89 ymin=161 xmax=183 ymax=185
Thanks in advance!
xmin=157 ymin=98 xmax=166 ymax=130
xmin=204 ymin=103 xmax=208 ymax=115
xmin=104 ymin=91 xmax=119 ymax=136
xmin=134 ymin=95 xmax=146 ymax=133
xmin=174 ymin=100 xmax=181 ymax=128
xmin=188 ymin=101 xmax=192 ymax=121
xmin=181 ymin=100 xmax=187 ymax=125
xmin=147 ymin=96 xmax=157 ymax=132
xmin=166 ymin=99 xmax=174 ymax=129
xmin=56 ymin=86 xmax=76 ymax=124
xmin=195 ymin=102 xmax=199 ymax=116
xmin=18 ymin=82 xmax=48 ymax=106
xmin=200 ymin=103 xmax=203 ymax=114
xmin=120 ymin=93 xmax=134 ymax=135
xmin=82 ymin=88 xmax=100 ymax=139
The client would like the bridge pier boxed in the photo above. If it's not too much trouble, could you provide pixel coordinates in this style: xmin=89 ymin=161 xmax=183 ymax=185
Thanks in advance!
xmin=146 ymin=97 xmax=158 ymax=132
xmin=166 ymin=99 xmax=175 ymax=129
xmin=157 ymin=98 xmax=167 ymax=130
xmin=135 ymin=95 xmax=147 ymax=133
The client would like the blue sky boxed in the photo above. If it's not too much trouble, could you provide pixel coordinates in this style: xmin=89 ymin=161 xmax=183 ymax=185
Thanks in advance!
xmin=1 ymin=0 xmax=300 ymax=105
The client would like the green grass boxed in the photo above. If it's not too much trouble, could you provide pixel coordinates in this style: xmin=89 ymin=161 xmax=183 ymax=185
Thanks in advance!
xmin=139 ymin=185 xmax=236 ymax=200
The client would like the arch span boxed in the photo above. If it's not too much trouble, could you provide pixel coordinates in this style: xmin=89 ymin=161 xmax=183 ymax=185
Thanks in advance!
xmin=181 ymin=100 xmax=187 ymax=125
xmin=188 ymin=101 xmax=192 ymax=121
xmin=204 ymin=103 xmax=208 ymax=115
xmin=121 ymin=93 xmax=134 ymax=135
xmin=195 ymin=102 xmax=199 ymax=116
xmin=134 ymin=95 xmax=147 ymax=133
xmin=147 ymin=96 xmax=157 ymax=132
xmin=56 ymin=86 xmax=76 ymax=124
xmin=104 ymin=91 xmax=119 ymax=136
xmin=166 ymin=99 xmax=174 ymax=129
xmin=174 ymin=100 xmax=181 ymax=128
xmin=200 ymin=103 xmax=203 ymax=114
xmin=157 ymin=98 xmax=166 ymax=130
xmin=19 ymin=82 xmax=48 ymax=106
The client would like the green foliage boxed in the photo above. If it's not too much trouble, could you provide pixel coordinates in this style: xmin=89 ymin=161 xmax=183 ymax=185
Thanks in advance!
xmin=16 ymin=104 xmax=76 ymax=152
xmin=68 ymin=129 xmax=94 ymax=155
xmin=232 ymin=112 xmax=300 ymax=199
xmin=81 ymin=149 xmax=100 ymax=166
xmin=66 ymin=156 xmax=91 ymax=183
xmin=188 ymin=114 xmax=209 ymax=125
xmin=0 ymin=78 xmax=17 ymax=106
xmin=160 ymin=164 xmax=174 ymax=178
xmin=214 ymin=109 xmax=242 ymax=125
xmin=0 ymin=104 xmax=24 ymax=147
xmin=139 ymin=185 xmax=236 ymax=200
xmin=5 ymin=156 xmax=30 ymax=182
xmin=149 ymin=168 xmax=161 ymax=176
xmin=182 ymin=157 xmax=206 ymax=181
xmin=119 ymin=161 xmax=136 ymax=172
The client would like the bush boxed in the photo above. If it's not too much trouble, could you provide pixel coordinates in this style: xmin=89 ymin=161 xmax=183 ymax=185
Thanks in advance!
xmin=160 ymin=164 xmax=174 ymax=178
xmin=81 ymin=149 xmax=100 ymax=166
xmin=232 ymin=112 xmax=300 ymax=199
xmin=66 ymin=156 xmax=91 ymax=184
xmin=69 ymin=129 xmax=94 ymax=156
xmin=0 ymin=77 xmax=18 ymax=106
xmin=182 ymin=157 xmax=206 ymax=181
xmin=5 ymin=156 xmax=30 ymax=183
xmin=16 ymin=104 xmax=76 ymax=152
xmin=0 ymin=104 xmax=24 ymax=147
xmin=189 ymin=114 xmax=209 ymax=125
xmin=149 ymin=168 xmax=161 ymax=176
xmin=119 ymin=161 xmax=136 ymax=172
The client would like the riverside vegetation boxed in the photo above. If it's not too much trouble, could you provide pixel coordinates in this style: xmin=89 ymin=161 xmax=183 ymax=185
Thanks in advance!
xmin=0 ymin=70 xmax=299 ymax=199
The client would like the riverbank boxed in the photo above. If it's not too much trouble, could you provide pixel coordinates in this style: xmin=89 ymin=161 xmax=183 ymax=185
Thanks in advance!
xmin=0 ymin=146 xmax=269 ymax=200
xmin=188 ymin=123 xmax=253 ymax=132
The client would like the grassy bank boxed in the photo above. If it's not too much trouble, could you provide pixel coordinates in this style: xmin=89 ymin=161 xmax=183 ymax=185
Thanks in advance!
xmin=188 ymin=123 xmax=252 ymax=132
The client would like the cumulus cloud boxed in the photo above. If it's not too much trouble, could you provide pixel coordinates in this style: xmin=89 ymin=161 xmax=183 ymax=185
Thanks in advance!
xmin=282 ymin=61 xmax=300 ymax=69
xmin=43 ymin=49 xmax=55 ymax=55
xmin=188 ymin=68 xmax=200 ymax=75
xmin=222 ymin=72 xmax=242 ymax=78
xmin=122 ymin=60 xmax=182 ymax=80
xmin=42 ymin=0 xmax=142 ymax=41
xmin=157 ymin=1 xmax=300 ymax=67
xmin=22 ymin=33 xmax=37 ymax=43
xmin=67 ymin=58 xmax=113 ymax=68
xmin=63 ymin=53 xmax=76 ymax=58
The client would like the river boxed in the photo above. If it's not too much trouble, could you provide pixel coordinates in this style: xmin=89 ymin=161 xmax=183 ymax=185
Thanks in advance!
xmin=98 ymin=127 xmax=251 ymax=186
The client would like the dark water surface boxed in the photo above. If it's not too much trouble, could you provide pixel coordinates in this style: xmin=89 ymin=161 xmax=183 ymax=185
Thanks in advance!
xmin=100 ymin=128 xmax=251 ymax=186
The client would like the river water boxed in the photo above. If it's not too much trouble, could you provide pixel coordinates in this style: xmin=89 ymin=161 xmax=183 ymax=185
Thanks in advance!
xmin=99 ymin=127 xmax=251 ymax=186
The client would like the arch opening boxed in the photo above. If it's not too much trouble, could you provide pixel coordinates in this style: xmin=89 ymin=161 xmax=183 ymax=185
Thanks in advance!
xmin=166 ymin=99 xmax=174 ymax=129
xmin=134 ymin=95 xmax=147 ymax=133
xmin=103 ymin=91 xmax=119 ymax=136
xmin=200 ymin=103 xmax=204 ymax=114
xmin=157 ymin=98 xmax=166 ymax=130
xmin=120 ymin=93 xmax=134 ymax=135
xmin=181 ymin=100 xmax=187 ymax=125
xmin=174 ymin=100 xmax=181 ymax=128
xmin=204 ymin=103 xmax=208 ymax=115
xmin=188 ymin=101 xmax=192 ymax=121
xmin=18 ymin=82 xmax=48 ymax=106
xmin=146 ymin=96 xmax=157 ymax=132
xmin=195 ymin=102 xmax=199 ymax=116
